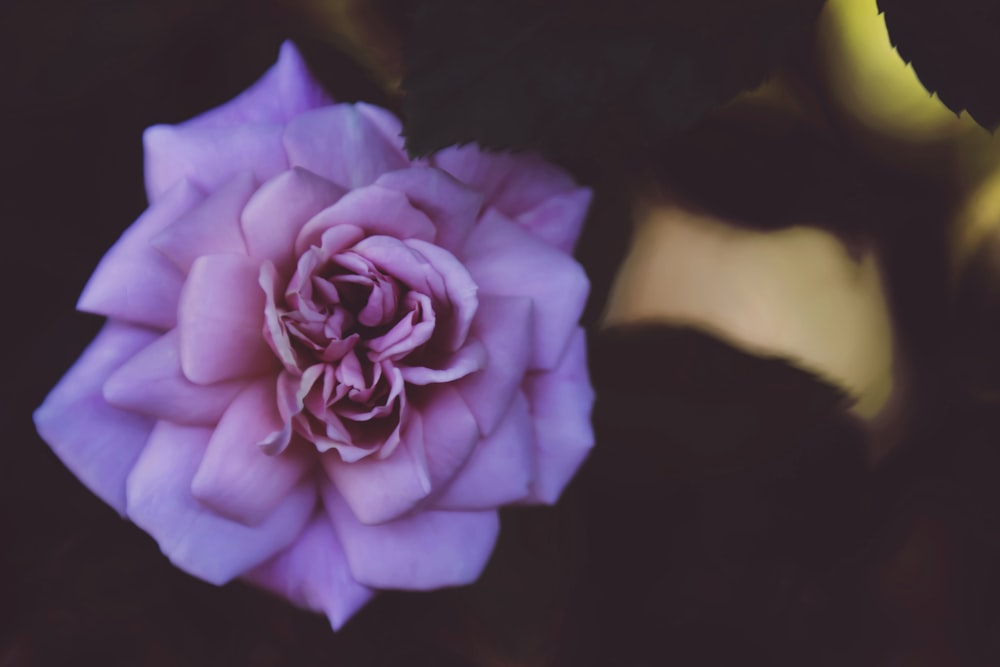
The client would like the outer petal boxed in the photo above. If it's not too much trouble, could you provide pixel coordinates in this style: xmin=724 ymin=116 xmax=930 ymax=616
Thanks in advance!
xmin=454 ymin=294 xmax=533 ymax=436
xmin=34 ymin=323 xmax=158 ymax=514
xmin=431 ymin=145 xmax=575 ymax=218
xmin=374 ymin=167 xmax=483 ymax=253
xmin=126 ymin=421 xmax=316 ymax=585
xmin=515 ymin=187 xmax=592 ymax=254
xmin=242 ymin=167 xmax=345 ymax=269
xmin=523 ymin=328 xmax=594 ymax=504
xmin=356 ymin=103 xmax=406 ymax=154
xmin=283 ymin=105 xmax=409 ymax=190
xmin=191 ymin=379 xmax=312 ymax=525
xmin=244 ymin=515 xmax=374 ymax=630
xmin=144 ymin=123 xmax=288 ymax=203
xmin=325 ymin=487 xmax=499 ymax=590
xmin=184 ymin=41 xmax=332 ymax=131
xmin=102 ymin=329 xmax=244 ymax=426
xmin=462 ymin=208 xmax=589 ymax=370
xmin=178 ymin=253 xmax=278 ymax=384
xmin=151 ymin=171 xmax=254 ymax=272
xmin=295 ymin=185 xmax=436 ymax=255
xmin=432 ymin=391 xmax=535 ymax=510
xmin=77 ymin=179 xmax=204 ymax=330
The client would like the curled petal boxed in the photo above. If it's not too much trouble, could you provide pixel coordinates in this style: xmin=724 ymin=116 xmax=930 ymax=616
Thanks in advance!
xmin=126 ymin=421 xmax=317 ymax=586
xmin=244 ymin=515 xmax=374 ymax=631
xmin=325 ymin=486 xmax=499 ymax=590
xmin=399 ymin=339 xmax=487 ymax=385
xmin=402 ymin=239 xmax=479 ymax=351
xmin=295 ymin=185 xmax=435 ymax=255
xmin=523 ymin=328 xmax=594 ymax=504
xmin=103 ymin=329 xmax=244 ymax=426
xmin=178 ymin=253 xmax=277 ymax=384
xmin=352 ymin=236 xmax=478 ymax=352
xmin=375 ymin=167 xmax=483 ymax=253
xmin=191 ymin=379 xmax=313 ymax=525
xmin=463 ymin=208 xmax=588 ymax=370
xmin=78 ymin=179 xmax=204 ymax=330
xmin=260 ymin=261 xmax=299 ymax=371
xmin=34 ymin=323 xmax=158 ymax=514
xmin=283 ymin=105 xmax=409 ymax=190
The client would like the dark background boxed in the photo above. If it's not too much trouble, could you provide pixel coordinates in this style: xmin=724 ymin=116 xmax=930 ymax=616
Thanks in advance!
xmin=5 ymin=1 xmax=1000 ymax=665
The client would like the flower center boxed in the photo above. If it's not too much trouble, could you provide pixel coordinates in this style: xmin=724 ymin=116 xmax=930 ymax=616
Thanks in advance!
xmin=262 ymin=238 xmax=443 ymax=461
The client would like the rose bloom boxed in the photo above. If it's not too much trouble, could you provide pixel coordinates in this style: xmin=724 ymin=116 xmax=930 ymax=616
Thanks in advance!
xmin=34 ymin=42 xmax=594 ymax=628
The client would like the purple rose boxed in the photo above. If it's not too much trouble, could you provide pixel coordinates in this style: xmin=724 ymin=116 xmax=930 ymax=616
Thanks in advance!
xmin=34 ymin=42 xmax=594 ymax=629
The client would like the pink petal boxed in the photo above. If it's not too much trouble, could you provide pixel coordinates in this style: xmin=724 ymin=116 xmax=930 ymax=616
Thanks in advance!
xmin=184 ymin=41 xmax=332 ymax=131
xmin=242 ymin=167 xmax=345 ymax=270
xmin=243 ymin=515 xmax=374 ymax=630
xmin=454 ymin=294 xmax=533 ymax=436
xmin=413 ymin=384 xmax=481 ymax=491
xmin=432 ymin=391 xmax=535 ymax=510
xmin=102 ymin=329 xmax=244 ymax=426
xmin=523 ymin=328 xmax=594 ymax=504
xmin=515 ymin=187 xmax=592 ymax=253
xmin=144 ymin=123 xmax=288 ymax=203
xmin=462 ymin=208 xmax=589 ymax=370
xmin=325 ymin=487 xmax=499 ymax=590
xmin=321 ymin=420 xmax=432 ymax=525
xmin=356 ymin=103 xmax=406 ymax=154
xmin=405 ymin=239 xmax=480 ymax=349
xmin=352 ymin=236 xmax=478 ymax=351
xmin=374 ymin=167 xmax=483 ymax=253
xmin=283 ymin=105 xmax=410 ymax=190
xmin=151 ymin=171 xmax=254 ymax=272
xmin=399 ymin=339 xmax=486 ymax=385
xmin=178 ymin=253 xmax=278 ymax=384
xmin=33 ymin=323 xmax=158 ymax=514
xmin=295 ymin=185 xmax=436 ymax=255
xmin=431 ymin=145 xmax=576 ymax=218
xmin=77 ymin=179 xmax=204 ymax=330
xmin=191 ymin=379 xmax=313 ymax=525
xmin=125 ymin=421 xmax=317 ymax=585
xmin=323 ymin=385 xmax=479 ymax=524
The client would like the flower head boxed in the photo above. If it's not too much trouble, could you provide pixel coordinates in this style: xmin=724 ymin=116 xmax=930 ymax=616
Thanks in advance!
xmin=34 ymin=41 xmax=594 ymax=629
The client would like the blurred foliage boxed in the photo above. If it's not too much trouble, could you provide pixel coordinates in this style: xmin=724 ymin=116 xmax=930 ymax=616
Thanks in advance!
xmin=398 ymin=0 xmax=825 ymax=158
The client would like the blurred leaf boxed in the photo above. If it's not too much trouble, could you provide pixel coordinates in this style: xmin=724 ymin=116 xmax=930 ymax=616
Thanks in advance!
xmin=878 ymin=0 xmax=1000 ymax=131
xmin=562 ymin=324 xmax=873 ymax=664
xmin=401 ymin=0 xmax=825 ymax=158
xmin=650 ymin=109 xmax=880 ymax=235
xmin=589 ymin=324 xmax=865 ymax=484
